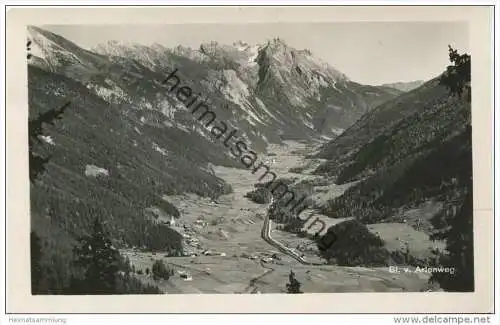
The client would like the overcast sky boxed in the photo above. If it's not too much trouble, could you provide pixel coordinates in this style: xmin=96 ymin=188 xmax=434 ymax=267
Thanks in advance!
xmin=43 ymin=22 xmax=469 ymax=85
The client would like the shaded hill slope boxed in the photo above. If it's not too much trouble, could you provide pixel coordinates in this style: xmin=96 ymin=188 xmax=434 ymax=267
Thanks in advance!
xmin=313 ymin=76 xmax=472 ymax=226
xmin=29 ymin=65 xmax=237 ymax=252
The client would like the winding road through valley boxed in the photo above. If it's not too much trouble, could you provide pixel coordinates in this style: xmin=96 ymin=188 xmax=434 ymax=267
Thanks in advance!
xmin=124 ymin=141 xmax=433 ymax=294
xmin=261 ymin=212 xmax=312 ymax=265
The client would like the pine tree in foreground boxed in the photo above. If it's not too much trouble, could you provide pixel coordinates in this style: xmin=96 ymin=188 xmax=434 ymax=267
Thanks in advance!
xmin=430 ymin=46 xmax=473 ymax=292
xmin=28 ymin=101 xmax=70 ymax=182
xmin=439 ymin=45 xmax=471 ymax=101
xmin=30 ymin=231 xmax=43 ymax=294
xmin=152 ymin=259 xmax=174 ymax=280
xmin=286 ymin=270 xmax=303 ymax=294
xmin=72 ymin=217 xmax=121 ymax=294
xmin=430 ymin=186 xmax=474 ymax=291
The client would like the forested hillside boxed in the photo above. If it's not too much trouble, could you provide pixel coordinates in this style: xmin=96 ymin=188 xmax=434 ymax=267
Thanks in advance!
xmin=314 ymin=63 xmax=471 ymax=227
xmin=315 ymin=47 xmax=474 ymax=291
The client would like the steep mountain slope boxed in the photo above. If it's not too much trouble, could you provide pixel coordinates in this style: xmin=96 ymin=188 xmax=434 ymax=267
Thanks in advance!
xmin=253 ymin=39 xmax=402 ymax=135
xmin=381 ymin=80 xmax=425 ymax=92
xmin=313 ymin=77 xmax=472 ymax=228
xmin=29 ymin=64 xmax=235 ymax=248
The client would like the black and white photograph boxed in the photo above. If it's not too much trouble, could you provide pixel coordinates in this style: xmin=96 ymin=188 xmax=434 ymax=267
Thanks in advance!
xmin=25 ymin=20 xmax=477 ymax=296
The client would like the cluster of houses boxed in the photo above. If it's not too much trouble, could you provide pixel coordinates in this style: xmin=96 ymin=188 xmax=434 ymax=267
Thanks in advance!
xmin=182 ymin=224 xmax=202 ymax=255
xmin=194 ymin=218 xmax=209 ymax=228
xmin=180 ymin=224 xmax=229 ymax=257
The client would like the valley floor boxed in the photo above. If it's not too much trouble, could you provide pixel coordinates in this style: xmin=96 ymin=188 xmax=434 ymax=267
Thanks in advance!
xmin=122 ymin=141 xmax=437 ymax=293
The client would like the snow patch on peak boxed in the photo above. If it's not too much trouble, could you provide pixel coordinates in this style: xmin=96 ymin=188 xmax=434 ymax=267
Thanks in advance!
xmin=222 ymin=70 xmax=250 ymax=98
xmin=221 ymin=70 xmax=266 ymax=126
xmin=233 ymin=40 xmax=250 ymax=51
xmin=28 ymin=36 xmax=47 ymax=60
xmin=246 ymin=45 xmax=260 ymax=64
xmin=27 ymin=26 xmax=83 ymax=69
xmin=255 ymin=97 xmax=280 ymax=122
xmin=172 ymin=45 xmax=208 ymax=62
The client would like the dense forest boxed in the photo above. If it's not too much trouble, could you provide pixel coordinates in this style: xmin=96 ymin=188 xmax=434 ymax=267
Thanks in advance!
xmin=28 ymin=68 xmax=185 ymax=294
xmin=314 ymin=46 xmax=471 ymax=229
xmin=317 ymin=219 xmax=390 ymax=266
xmin=31 ymin=219 xmax=163 ymax=294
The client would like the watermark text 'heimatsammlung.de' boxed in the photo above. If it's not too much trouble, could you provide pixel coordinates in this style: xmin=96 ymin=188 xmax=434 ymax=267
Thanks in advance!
xmin=161 ymin=68 xmax=327 ymax=234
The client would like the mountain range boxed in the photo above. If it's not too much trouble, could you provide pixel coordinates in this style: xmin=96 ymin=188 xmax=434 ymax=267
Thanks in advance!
xmin=381 ymin=80 xmax=425 ymax=92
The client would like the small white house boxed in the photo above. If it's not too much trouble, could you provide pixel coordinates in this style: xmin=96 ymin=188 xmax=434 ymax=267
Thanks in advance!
xmin=85 ymin=164 xmax=109 ymax=177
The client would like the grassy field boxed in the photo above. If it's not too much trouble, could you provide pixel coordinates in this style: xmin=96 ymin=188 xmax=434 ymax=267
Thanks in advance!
xmin=123 ymin=251 xmax=431 ymax=293
xmin=367 ymin=223 xmax=445 ymax=260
